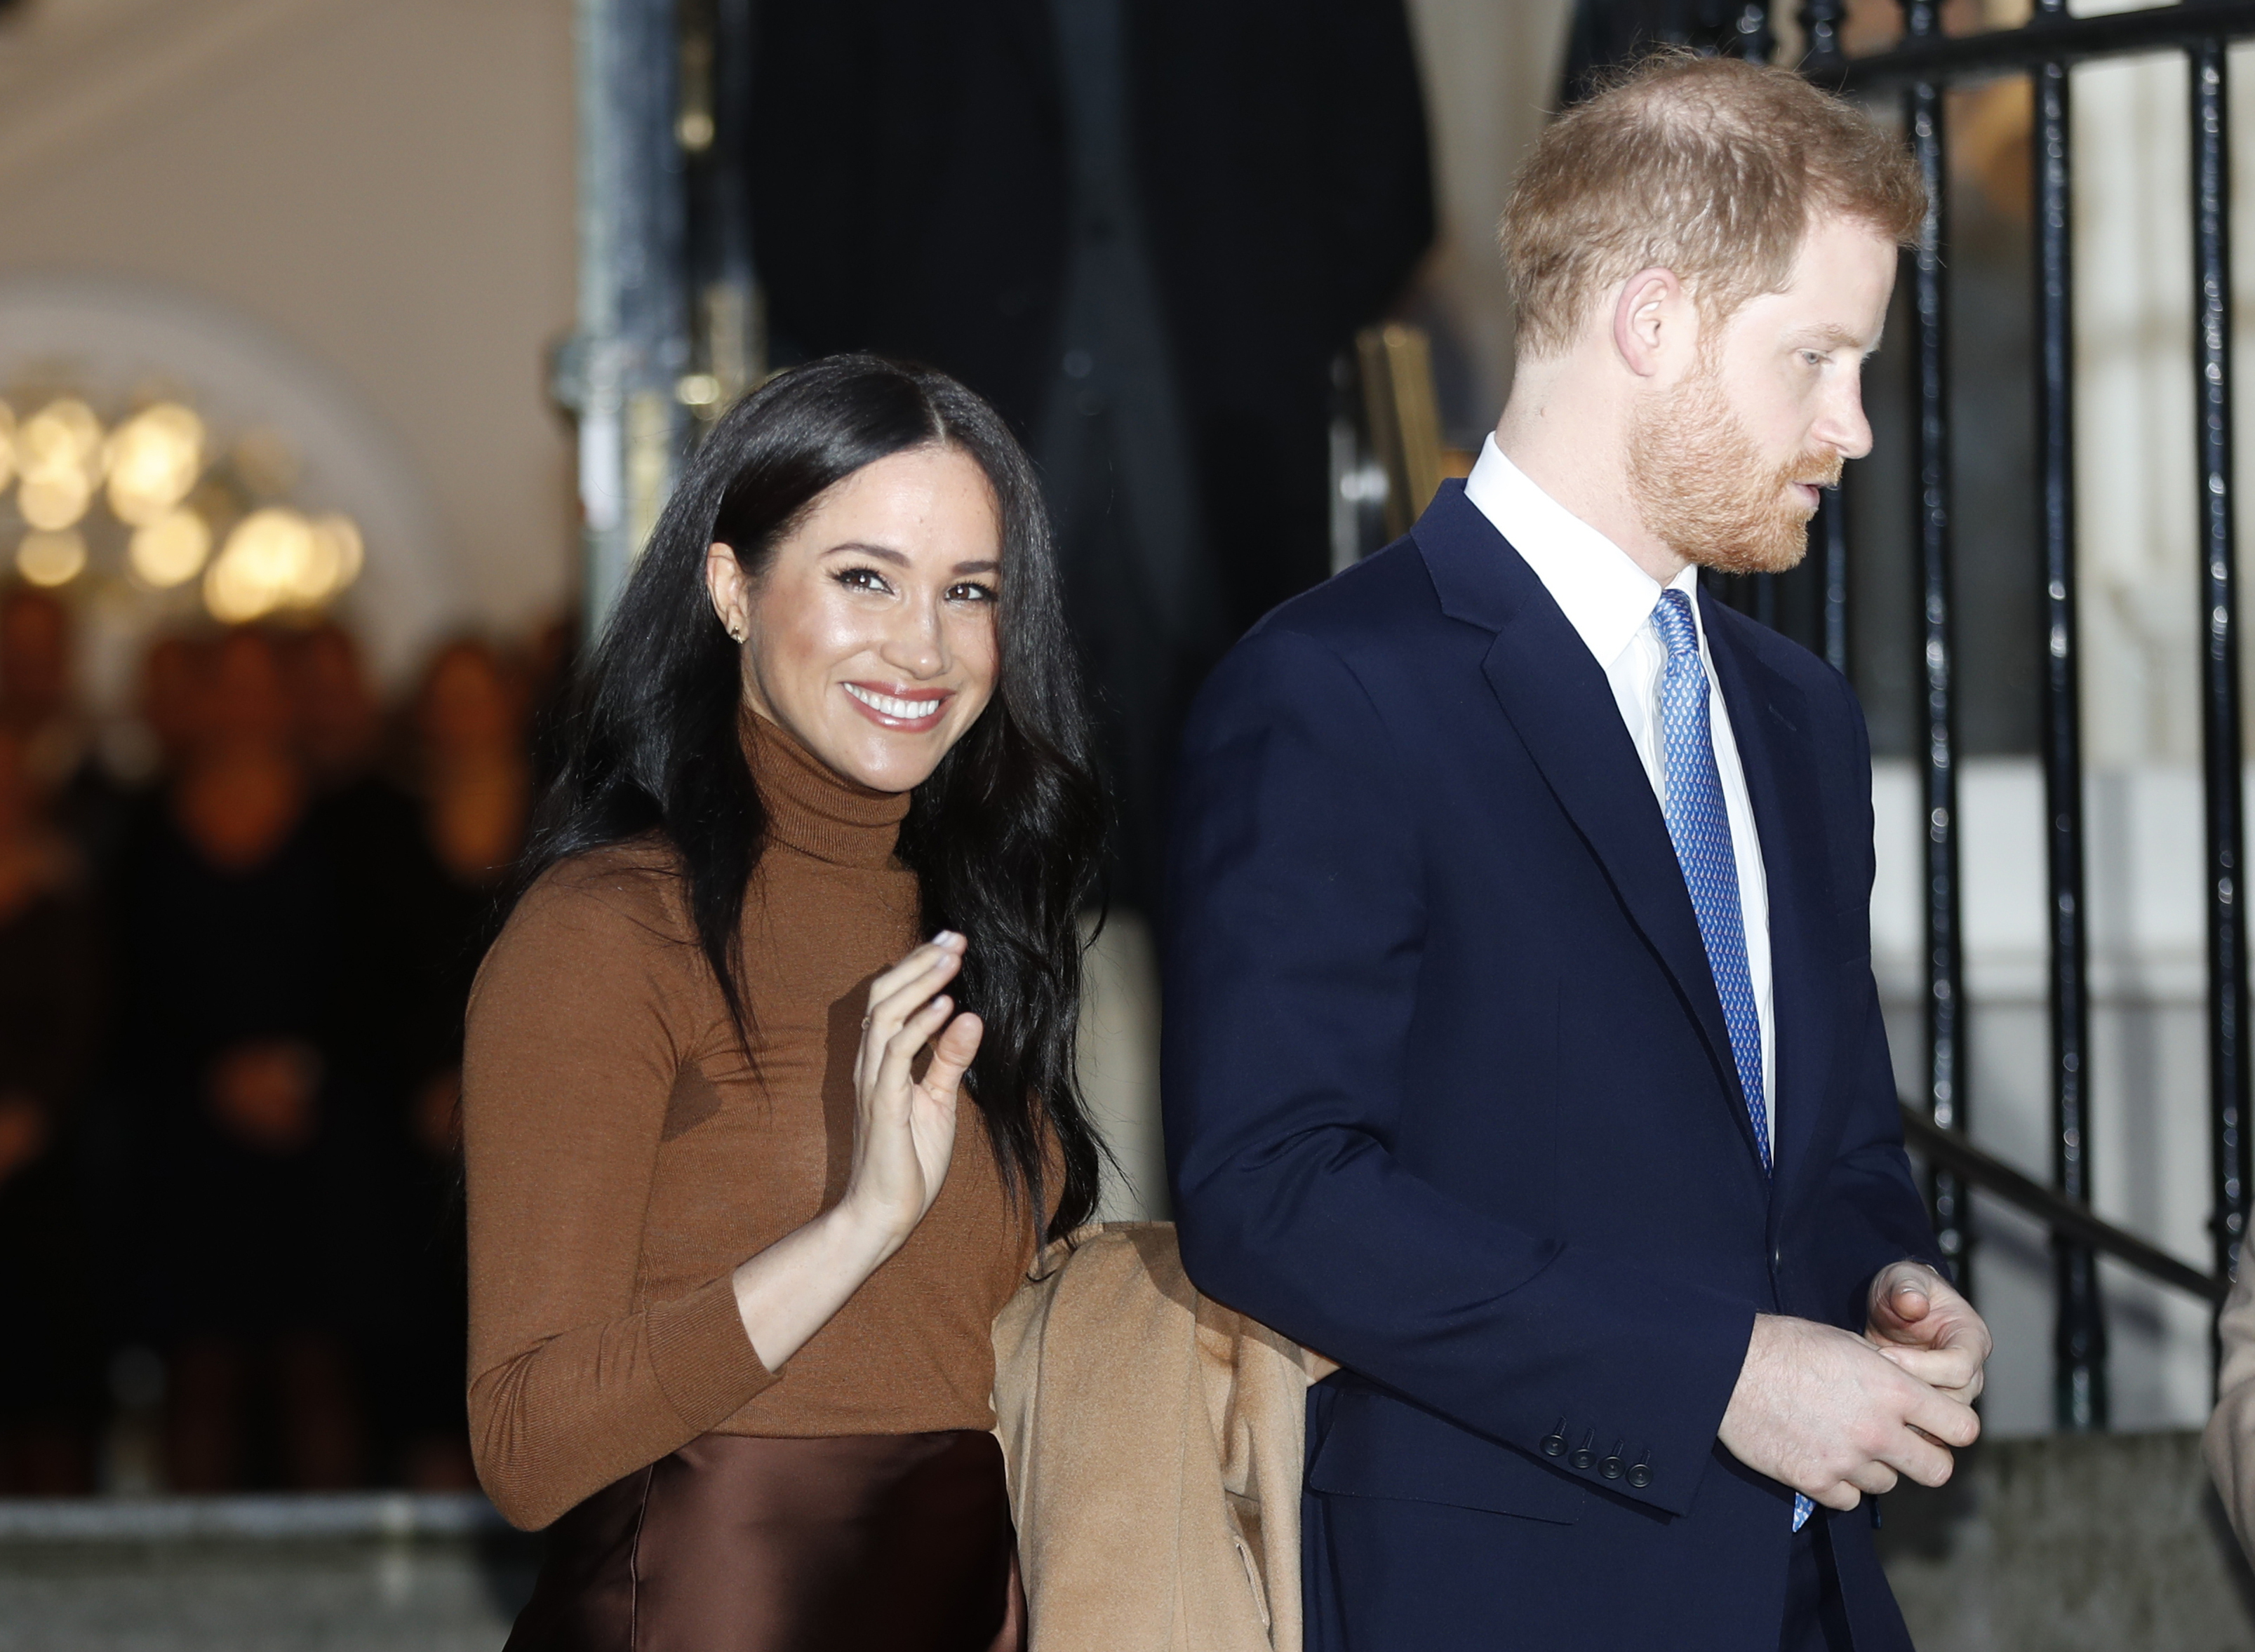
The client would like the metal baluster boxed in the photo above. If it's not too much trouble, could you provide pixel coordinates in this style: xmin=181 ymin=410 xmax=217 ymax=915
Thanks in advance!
xmin=2192 ymin=40 xmax=2252 ymax=1364
xmin=2033 ymin=29 xmax=2107 ymax=1430
xmin=1903 ymin=0 xmax=1971 ymax=1293
xmin=1802 ymin=0 xmax=1852 ymax=680
xmin=565 ymin=0 xmax=690 ymax=638
xmin=1728 ymin=1 xmax=1776 ymax=64
xmin=1819 ymin=483 xmax=1850 ymax=678
xmin=702 ymin=0 xmax=761 ymax=408
xmin=1726 ymin=0 xmax=1775 ymax=645
xmin=1798 ymin=0 xmax=1846 ymax=77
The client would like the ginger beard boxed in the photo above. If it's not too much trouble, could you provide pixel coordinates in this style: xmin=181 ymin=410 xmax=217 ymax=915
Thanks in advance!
xmin=1626 ymin=351 xmax=1842 ymax=576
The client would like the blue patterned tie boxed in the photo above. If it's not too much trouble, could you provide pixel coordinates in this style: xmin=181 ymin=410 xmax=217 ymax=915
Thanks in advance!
xmin=1651 ymin=589 xmax=1812 ymax=1533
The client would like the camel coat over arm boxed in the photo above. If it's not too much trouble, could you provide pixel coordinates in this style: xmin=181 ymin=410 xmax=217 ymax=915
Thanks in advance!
xmin=991 ymin=1223 xmax=1335 ymax=1652
xmin=2206 ymin=1260 xmax=2255 ymax=1552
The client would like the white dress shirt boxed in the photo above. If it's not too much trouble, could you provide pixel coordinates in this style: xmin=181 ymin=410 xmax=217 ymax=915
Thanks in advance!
xmin=1462 ymin=436 xmax=1776 ymax=1143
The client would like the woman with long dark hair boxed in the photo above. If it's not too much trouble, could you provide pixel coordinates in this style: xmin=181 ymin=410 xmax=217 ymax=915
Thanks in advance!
xmin=463 ymin=356 xmax=1107 ymax=1650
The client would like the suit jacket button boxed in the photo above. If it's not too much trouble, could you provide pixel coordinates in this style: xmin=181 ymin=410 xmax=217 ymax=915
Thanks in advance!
xmin=1599 ymin=1456 xmax=1624 ymax=1480
xmin=1540 ymin=1433 xmax=1567 ymax=1458
xmin=1628 ymin=1463 xmax=1653 ymax=1489
xmin=1569 ymin=1446 xmax=1595 ymax=1470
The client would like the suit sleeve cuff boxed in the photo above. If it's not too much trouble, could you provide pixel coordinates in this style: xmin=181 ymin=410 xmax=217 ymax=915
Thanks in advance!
xmin=645 ymin=1274 xmax=779 ymax=1432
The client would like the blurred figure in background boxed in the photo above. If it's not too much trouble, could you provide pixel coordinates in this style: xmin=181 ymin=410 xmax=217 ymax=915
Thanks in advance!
xmin=1 ymin=605 xmax=561 ymax=1493
xmin=374 ymin=637 xmax=530 ymax=1491
xmin=411 ymin=640 xmax=532 ymax=907
xmin=1 ymin=586 xmax=129 ymax=873
xmin=286 ymin=622 xmax=390 ymax=796
xmin=748 ymin=0 xmax=1433 ymax=909
xmin=110 ymin=626 xmax=372 ymax=1491
xmin=0 ymin=586 xmax=81 ymax=781
xmin=282 ymin=622 xmax=462 ymax=1486
xmin=136 ymin=633 xmax=211 ymax=780
xmin=0 ymin=722 xmax=102 ymax=1493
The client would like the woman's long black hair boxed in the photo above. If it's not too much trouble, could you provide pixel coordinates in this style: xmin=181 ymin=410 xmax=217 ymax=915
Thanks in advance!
xmin=514 ymin=354 xmax=1109 ymax=1242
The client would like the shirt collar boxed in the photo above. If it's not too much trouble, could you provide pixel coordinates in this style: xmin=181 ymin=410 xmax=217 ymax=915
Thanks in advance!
xmin=1461 ymin=434 xmax=1700 ymax=669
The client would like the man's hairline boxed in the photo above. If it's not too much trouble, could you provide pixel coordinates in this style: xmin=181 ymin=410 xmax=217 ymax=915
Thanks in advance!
xmin=1510 ymin=206 xmax=1909 ymax=363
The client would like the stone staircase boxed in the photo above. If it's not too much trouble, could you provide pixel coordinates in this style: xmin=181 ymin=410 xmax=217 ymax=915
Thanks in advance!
xmin=0 ymin=1493 xmax=535 ymax=1652
xmin=0 ymin=1435 xmax=2249 ymax=1649
xmin=1880 ymin=1431 xmax=2255 ymax=1651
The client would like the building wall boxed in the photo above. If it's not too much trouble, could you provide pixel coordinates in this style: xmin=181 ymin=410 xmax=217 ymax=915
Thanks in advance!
xmin=1399 ymin=0 xmax=1572 ymax=443
xmin=1874 ymin=757 xmax=2223 ymax=1433
xmin=0 ymin=0 xmax=577 ymax=687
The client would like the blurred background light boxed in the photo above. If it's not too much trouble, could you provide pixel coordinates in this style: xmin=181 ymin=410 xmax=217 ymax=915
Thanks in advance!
xmin=128 ymin=506 xmax=213 ymax=587
xmin=21 ymin=396 xmax=105 ymax=477
xmin=206 ymin=506 xmax=312 ymax=622
xmin=311 ymin=512 xmax=364 ymax=593
xmin=199 ymin=504 xmax=361 ymax=622
xmin=18 ymin=526 xmax=88 ymax=586
xmin=18 ymin=465 xmax=92 ymax=529
xmin=17 ymin=398 xmax=105 ymax=530
xmin=0 ymin=379 xmax=360 ymax=619
xmin=105 ymin=402 xmax=206 ymax=525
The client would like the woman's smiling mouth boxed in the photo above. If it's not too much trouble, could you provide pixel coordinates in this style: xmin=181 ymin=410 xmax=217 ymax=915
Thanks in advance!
xmin=843 ymin=681 xmax=952 ymax=730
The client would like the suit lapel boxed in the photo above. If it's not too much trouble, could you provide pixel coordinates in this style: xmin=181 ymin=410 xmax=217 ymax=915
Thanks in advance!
xmin=1413 ymin=485 xmax=1760 ymax=1167
xmin=1701 ymin=597 xmax=1842 ymax=1207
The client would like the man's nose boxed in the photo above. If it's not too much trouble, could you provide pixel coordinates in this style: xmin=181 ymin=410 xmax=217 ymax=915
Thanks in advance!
xmin=1816 ymin=377 xmax=1874 ymax=462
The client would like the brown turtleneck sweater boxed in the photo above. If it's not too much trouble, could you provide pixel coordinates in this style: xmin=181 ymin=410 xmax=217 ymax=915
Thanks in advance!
xmin=462 ymin=715 xmax=1035 ymax=1531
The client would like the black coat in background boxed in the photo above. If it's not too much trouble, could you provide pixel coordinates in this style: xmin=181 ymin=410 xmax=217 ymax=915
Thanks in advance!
xmin=1558 ymin=0 xmax=1772 ymax=105
xmin=748 ymin=1 xmax=1434 ymax=904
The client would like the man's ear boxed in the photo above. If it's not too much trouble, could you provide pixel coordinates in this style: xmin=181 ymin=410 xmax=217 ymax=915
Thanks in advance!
xmin=1612 ymin=267 xmax=1692 ymax=380
xmin=705 ymin=542 xmax=749 ymax=641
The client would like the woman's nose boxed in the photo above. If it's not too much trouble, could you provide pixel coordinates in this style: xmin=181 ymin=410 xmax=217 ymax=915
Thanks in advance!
xmin=876 ymin=605 xmax=946 ymax=677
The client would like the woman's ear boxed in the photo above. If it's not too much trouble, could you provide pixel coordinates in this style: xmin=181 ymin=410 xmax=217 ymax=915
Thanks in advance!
xmin=704 ymin=542 xmax=749 ymax=644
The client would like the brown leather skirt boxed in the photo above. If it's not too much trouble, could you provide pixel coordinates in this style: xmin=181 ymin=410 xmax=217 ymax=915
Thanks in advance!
xmin=504 ymin=1430 xmax=1025 ymax=1652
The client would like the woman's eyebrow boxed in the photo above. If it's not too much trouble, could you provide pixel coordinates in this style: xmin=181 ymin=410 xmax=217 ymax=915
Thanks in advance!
xmin=824 ymin=542 xmax=998 ymax=576
xmin=826 ymin=541 xmax=909 ymax=565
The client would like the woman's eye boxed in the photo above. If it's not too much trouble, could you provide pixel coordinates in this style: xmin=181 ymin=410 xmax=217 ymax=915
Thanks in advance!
xmin=946 ymin=581 xmax=997 ymax=604
xmin=834 ymin=566 xmax=891 ymax=595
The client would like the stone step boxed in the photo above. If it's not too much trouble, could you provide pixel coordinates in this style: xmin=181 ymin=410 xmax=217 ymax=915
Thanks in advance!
xmin=2 ymin=1436 xmax=2250 ymax=1649
xmin=1880 ymin=1430 xmax=2255 ymax=1650
xmin=0 ymin=1493 xmax=537 ymax=1652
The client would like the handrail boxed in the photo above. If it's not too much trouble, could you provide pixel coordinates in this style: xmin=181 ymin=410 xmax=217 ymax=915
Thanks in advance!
xmin=1897 ymin=1103 xmax=2226 ymax=1305
xmin=1835 ymin=1 xmax=2255 ymax=93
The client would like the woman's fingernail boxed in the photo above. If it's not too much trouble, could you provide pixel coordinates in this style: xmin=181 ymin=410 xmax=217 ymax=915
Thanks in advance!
xmin=933 ymin=929 xmax=961 ymax=946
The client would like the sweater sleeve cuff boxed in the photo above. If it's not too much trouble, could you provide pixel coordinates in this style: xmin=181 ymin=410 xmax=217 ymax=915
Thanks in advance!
xmin=645 ymin=1274 xmax=778 ymax=1432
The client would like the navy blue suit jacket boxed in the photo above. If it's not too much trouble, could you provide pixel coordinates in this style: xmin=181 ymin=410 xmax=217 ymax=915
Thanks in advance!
xmin=1163 ymin=483 xmax=1943 ymax=1649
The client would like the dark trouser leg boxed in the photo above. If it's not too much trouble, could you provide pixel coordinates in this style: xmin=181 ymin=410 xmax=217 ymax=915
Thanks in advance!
xmin=1779 ymin=1515 xmax=1856 ymax=1652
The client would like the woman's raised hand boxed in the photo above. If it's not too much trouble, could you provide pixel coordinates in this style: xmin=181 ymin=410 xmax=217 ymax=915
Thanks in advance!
xmin=724 ymin=931 xmax=983 ymax=1371
xmin=841 ymin=931 xmax=983 ymax=1247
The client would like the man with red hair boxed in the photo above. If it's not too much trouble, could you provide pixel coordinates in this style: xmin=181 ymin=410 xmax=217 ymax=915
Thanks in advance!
xmin=1167 ymin=55 xmax=1991 ymax=1650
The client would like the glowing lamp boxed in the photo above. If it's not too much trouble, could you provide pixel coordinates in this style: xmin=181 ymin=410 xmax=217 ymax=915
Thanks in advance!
xmin=128 ymin=507 xmax=213 ymax=587
xmin=17 ymin=528 xmax=87 ymax=587
xmin=105 ymin=403 xmax=206 ymax=525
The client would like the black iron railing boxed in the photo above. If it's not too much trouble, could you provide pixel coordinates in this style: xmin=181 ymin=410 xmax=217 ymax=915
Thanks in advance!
xmin=1759 ymin=0 xmax=2255 ymax=1426
xmin=1899 ymin=1101 xmax=2224 ymax=1304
